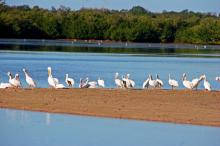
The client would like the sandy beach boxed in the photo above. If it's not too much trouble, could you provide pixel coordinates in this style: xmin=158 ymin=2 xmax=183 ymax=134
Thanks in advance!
xmin=0 ymin=88 xmax=219 ymax=127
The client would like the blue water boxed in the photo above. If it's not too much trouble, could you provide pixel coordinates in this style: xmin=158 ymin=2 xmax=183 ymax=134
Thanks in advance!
xmin=0 ymin=108 xmax=219 ymax=146
xmin=0 ymin=50 xmax=220 ymax=89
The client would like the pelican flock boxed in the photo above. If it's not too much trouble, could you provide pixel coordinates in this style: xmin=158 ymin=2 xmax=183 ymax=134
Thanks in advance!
xmin=0 ymin=67 xmax=218 ymax=91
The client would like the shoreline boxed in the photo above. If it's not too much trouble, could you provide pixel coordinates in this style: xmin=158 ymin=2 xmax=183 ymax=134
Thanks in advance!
xmin=1 ymin=38 xmax=220 ymax=50
xmin=0 ymin=88 xmax=220 ymax=127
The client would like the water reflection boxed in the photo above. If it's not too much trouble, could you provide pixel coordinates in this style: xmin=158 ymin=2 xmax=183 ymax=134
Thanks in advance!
xmin=0 ymin=108 xmax=220 ymax=146
xmin=46 ymin=113 xmax=51 ymax=126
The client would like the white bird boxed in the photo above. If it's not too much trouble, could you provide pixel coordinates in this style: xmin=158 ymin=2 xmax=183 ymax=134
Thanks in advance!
xmin=54 ymin=78 xmax=59 ymax=85
xmin=88 ymin=82 xmax=97 ymax=88
xmin=8 ymin=72 xmax=22 ymax=88
xmin=126 ymin=74 xmax=135 ymax=88
xmin=143 ymin=75 xmax=150 ymax=89
xmin=14 ymin=74 xmax=22 ymax=88
xmin=97 ymin=77 xmax=105 ymax=88
xmin=168 ymin=74 xmax=179 ymax=89
xmin=23 ymin=68 xmax=36 ymax=88
xmin=182 ymin=73 xmax=193 ymax=89
xmin=216 ymin=76 xmax=220 ymax=82
xmin=55 ymin=84 xmax=65 ymax=89
xmin=88 ymin=78 xmax=98 ymax=88
xmin=65 ymin=74 xmax=74 ymax=87
xmin=0 ymin=77 xmax=12 ymax=89
xmin=0 ymin=82 xmax=12 ymax=89
xmin=47 ymin=67 xmax=65 ymax=89
xmin=148 ymin=74 xmax=159 ymax=88
xmin=203 ymin=75 xmax=211 ymax=91
xmin=47 ymin=67 xmax=56 ymax=88
xmin=191 ymin=75 xmax=204 ymax=90
xmin=121 ymin=75 xmax=129 ymax=88
xmin=114 ymin=72 xmax=124 ymax=88
xmin=79 ymin=78 xmax=89 ymax=88
xmin=79 ymin=78 xmax=97 ymax=88
xmin=156 ymin=74 xmax=163 ymax=88
xmin=8 ymin=72 xmax=15 ymax=86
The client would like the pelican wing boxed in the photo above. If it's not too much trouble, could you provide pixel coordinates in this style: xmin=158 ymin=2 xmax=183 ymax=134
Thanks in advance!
xmin=0 ymin=83 xmax=13 ymax=88
xmin=55 ymin=84 xmax=65 ymax=89
xmin=156 ymin=79 xmax=164 ymax=87
xmin=115 ymin=79 xmax=123 ymax=88
xmin=53 ymin=78 xmax=59 ymax=85
xmin=204 ymin=81 xmax=211 ymax=91
xmin=129 ymin=79 xmax=135 ymax=88
xmin=98 ymin=79 xmax=105 ymax=88
xmin=169 ymin=79 xmax=178 ymax=87
xmin=143 ymin=78 xmax=149 ymax=89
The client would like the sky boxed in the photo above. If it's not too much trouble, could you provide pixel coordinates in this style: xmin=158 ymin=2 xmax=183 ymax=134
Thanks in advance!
xmin=5 ymin=0 xmax=220 ymax=14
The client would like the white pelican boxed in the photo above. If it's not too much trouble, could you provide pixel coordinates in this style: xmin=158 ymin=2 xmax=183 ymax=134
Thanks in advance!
xmin=182 ymin=73 xmax=193 ymax=89
xmin=53 ymin=77 xmax=59 ymax=85
xmin=79 ymin=78 xmax=89 ymax=88
xmin=0 ymin=77 xmax=12 ymax=89
xmin=8 ymin=72 xmax=22 ymax=88
xmin=216 ymin=76 xmax=220 ymax=82
xmin=14 ymin=74 xmax=22 ymax=88
xmin=121 ymin=75 xmax=128 ymax=88
xmin=114 ymin=72 xmax=124 ymax=88
xmin=0 ymin=82 xmax=12 ymax=88
xmin=143 ymin=75 xmax=150 ymax=89
xmin=191 ymin=75 xmax=204 ymax=90
xmin=47 ymin=67 xmax=65 ymax=89
xmin=156 ymin=74 xmax=163 ymax=88
xmin=148 ymin=74 xmax=159 ymax=88
xmin=65 ymin=74 xmax=74 ymax=87
xmin=203 ymin=75 xmax=211 ymax=91
xmin=97 ymin=77 xmax=105 ymax=88
xmin=88 ymin=82 xmax=97 ymax=88
xmin=126 ymin=74 xmax=135 ymax=88
xmin=168 ymin=74 xmax=179 ymax=89
xmin=23 ymin=68 xmax=36 ymax=88
xmin=55 ymin=84 xmax=65 ymax=89
xmin=88 ymin=78 xmax=97 ymax=88
xmin=79 ymin=78 xmax=97 ymax=88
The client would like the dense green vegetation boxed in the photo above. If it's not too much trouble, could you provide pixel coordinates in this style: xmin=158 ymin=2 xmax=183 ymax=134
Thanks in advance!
xmin=0 ymin=1 xmax=220 ymax=44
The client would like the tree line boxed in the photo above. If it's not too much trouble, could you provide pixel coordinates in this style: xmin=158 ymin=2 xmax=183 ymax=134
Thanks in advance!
xmin=0 ymin=2 xmax=220 ymax=44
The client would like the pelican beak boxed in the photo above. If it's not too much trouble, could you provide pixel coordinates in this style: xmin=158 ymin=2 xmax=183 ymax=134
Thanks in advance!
xmin=48 ymin=69 xmax=51 ymax=77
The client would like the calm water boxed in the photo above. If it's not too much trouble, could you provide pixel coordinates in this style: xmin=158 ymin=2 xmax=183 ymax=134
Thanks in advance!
xmin=0 ymin=108 xmax=220 ymax=146
xmin=0 ymin=50 xmax=219 ymax=89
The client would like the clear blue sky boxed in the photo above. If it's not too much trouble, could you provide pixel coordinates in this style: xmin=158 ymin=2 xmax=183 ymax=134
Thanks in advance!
xmin=6 ymin=0 xmax=220 ymax=14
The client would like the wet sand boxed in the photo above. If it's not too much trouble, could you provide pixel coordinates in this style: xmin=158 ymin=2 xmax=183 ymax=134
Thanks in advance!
xmin=0 ymin=88 xmax=219 ymax=127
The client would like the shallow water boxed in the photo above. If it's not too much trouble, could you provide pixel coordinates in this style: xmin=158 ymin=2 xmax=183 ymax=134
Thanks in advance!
xmin=0 ymin=50 xmax=219 ymax=89
xmin=0 ymin=108 xmax=220 ymax=146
